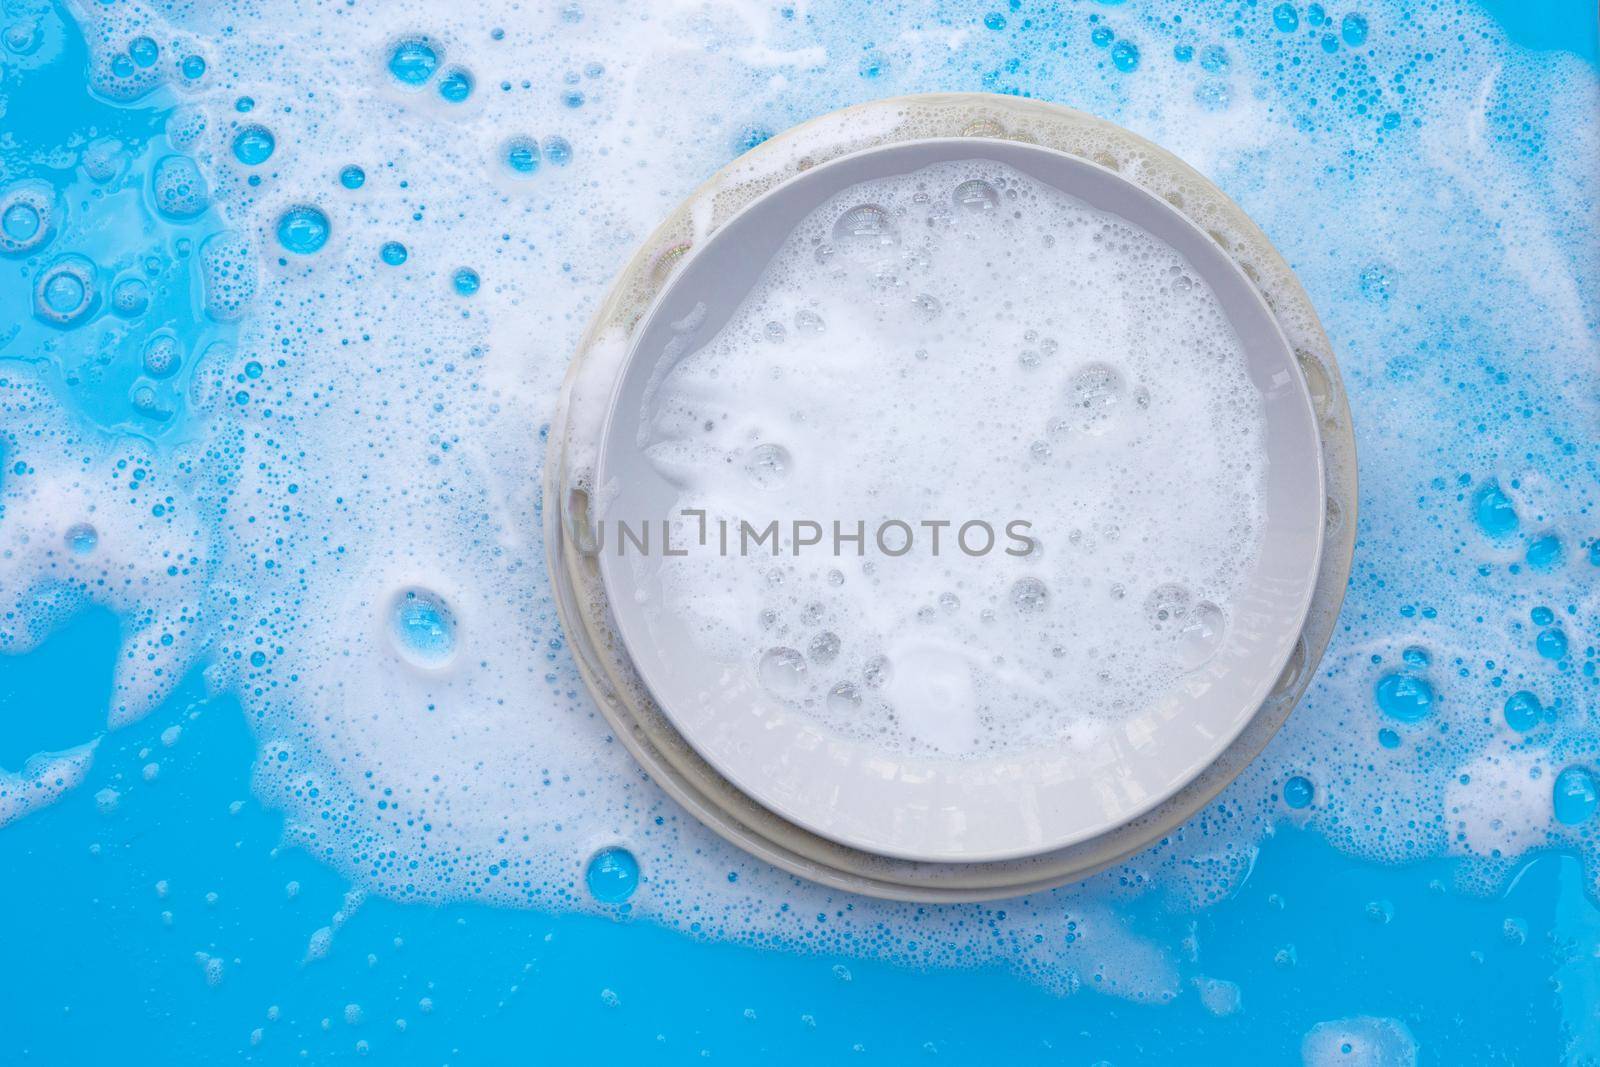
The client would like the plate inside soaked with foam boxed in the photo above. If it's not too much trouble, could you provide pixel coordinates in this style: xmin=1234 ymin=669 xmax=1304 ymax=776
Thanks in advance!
xmin=594 ymin=138 xmax=1324 ymax=864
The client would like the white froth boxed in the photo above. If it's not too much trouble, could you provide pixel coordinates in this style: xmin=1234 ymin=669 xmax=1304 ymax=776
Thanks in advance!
xmin=636 ymin=159 xmax=1264 ymax=755
xmin=1 ymin=0 xmax=1597 ymax=1006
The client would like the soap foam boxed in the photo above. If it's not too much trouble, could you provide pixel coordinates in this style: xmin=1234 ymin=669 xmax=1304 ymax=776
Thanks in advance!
xmin=636 ymin=158 xmax=1265 ymax=755
xmin=0 ymin=0 xmax=1597 ymax=1003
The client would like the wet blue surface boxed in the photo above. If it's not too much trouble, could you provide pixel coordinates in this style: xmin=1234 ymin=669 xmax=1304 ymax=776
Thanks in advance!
xmin=2 ymin=610 xmax=1595 ymax=1062
xmin=2 ymin=0 xmax=1598 ymax=1061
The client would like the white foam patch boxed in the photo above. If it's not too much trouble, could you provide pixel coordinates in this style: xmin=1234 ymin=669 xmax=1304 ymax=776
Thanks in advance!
xmin=1 ymin=0 xmax=1597 ymax=1002
xmin=633 ymin=158 xmax=1263 ymax=755
xmin=1302 ymin=1015 xmax=1419 ymax=1067
xmin=0 ymin=741 xmax=98 ymax=828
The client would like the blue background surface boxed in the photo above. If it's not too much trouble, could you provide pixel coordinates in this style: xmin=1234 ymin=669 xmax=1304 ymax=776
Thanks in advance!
xmin=1 ymin=1 xmax=1597 ymax=1062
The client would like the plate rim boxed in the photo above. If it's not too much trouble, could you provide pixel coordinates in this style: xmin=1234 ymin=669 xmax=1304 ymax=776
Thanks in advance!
xmin=592 ymin=134 xmax=1327 ymax=863
xmin=582 ymin=127 xmax=1331 ymax=870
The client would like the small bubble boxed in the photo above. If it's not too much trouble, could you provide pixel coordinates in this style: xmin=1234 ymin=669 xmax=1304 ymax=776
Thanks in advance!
xmin=1553 ymin=766 xmax=1598 ymax=826
xmin=1199 ymin=44 xmax=1229 ymax=72
xmin=1067 ymin=362 xmax=1126 ymax=430
xmin=952 ymin=179 xmax=999 ymax=213
xmin=1472 ymin=481 xmax=1517 ymax=537
xmin=1536 ymin=628 xmax=1568 ymax=660
xmin=65 ymin=523 xmax=98 ymax=555
xmin=1010 ymin=577 xmax=1049 ymax=613
xmin=1283 ymin=775 xmax=1314 ymax=809
xmin=151 ymin=155 xmax=210 ymax=219
xmin=585 ymin=846 xmax=640 ymax=903
xmin=1175 ymin=601 xmax=1226 ymax=669
xmin=1358 ymin=262 xmax=1395 ymax=301
xmin=438 ymin=67 xmax=473 ymax=103
xmin=808 ymin=631 xmax=841 ymax=665
xmin=231 ymin=125 xmax=275 ymax=166
xmin=831 ymin=204 xmax=898 ymax=259
xmin=504 ymin=137 xmax=541 ymax=178
xmin=276 ymin=205 xmax=330 ymax=255
xmin=339 ymin=165 xmax=366 ymax=190
xmin=543 ymin=136 xmax=573 ymax=166
xmin=33 ymin=255 xmax=97 ymax=326
xmin=0 ymin=181 xmax=53 ymax=256
xmin=743 ymin=443 xmax=793 ymax=489
xmin=380 ymin=241 xmax=408 ymax=266
xmin=2 ymin=202 xmax=38 ymax=240
xmin=1525 ymin=533 xmax=1564 ymax=571
xmin=1145 ymin=583 xmax=1192 ymax=630
xmin=111 ymin=277 xmax=149 ymax=317
xmin=142 ymin=333 xmax=182 ymax=378
xmin=1375 ymin=672 xmax=1433 ymax=723
xmin=758 ymin=647 xmax=807 ymax=697
xmin=452 ymin=267 xmax=480 ymax=296
xmin=389 ymin=587 xmax=457 ymax=668
xmin=794 ymin=309 xmax=825 ymax=334
xmin=827 ymin=682 xmax=862 ymax=714
xmin=1503 ymin=691 xmax=1543 ymax=733
xmin=857 ymin=50 xmax=888 ymax=79
xmin=910 ymin=292 xmax=943 ymax=321
xmin=388 ymin=37 xmax=439 ymax=86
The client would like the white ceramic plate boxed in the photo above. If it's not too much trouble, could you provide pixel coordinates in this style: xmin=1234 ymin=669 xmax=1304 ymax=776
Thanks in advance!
xmin=593 ymin=137 xmax=1325 ymax=864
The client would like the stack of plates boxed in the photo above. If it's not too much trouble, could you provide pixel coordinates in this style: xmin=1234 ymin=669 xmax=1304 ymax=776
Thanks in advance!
xmin=544 ymin=94 xmax=1356 ymax=902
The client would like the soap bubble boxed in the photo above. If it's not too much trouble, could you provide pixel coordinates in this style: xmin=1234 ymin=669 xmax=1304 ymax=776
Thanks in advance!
xmin=827 ymin=682 xmax=862 ymax=713
xmin=438 ymin=67 xmax=473 ymax=103
xmin=1010 ymin=577 xmax=1049 ymax=613
xmin=1374 ymin=672 xmax=1433 ymax=723
xmin=1174 ymin=601 xmax=1226 ymax=669
xmin=503 ymin=137 xmax=541 ymax=178
xmin=1471 ymin=481 xmax=1518 ymax=537
xmin=758 ymin=647 xmax=807 ymax=696
xmin=952 ymin=179 xmax=999 ymax=213
xmin=151 ymin=155 xmax=210 ymax=219
xmin=831 ymin=204 xmax=897 ymax=259
xmin=1067 ymin=362 xmax=1127 ymax=429
xmin=111 ymin=277 xmax=150 ymax=317
xmin=1502 ymin=691 xmax=1543 ymax=733
xmin=543 ymin=136 xmax=573 ymax=166
xmin=65 ymin=523 xmax=98 ymax=555
xmin=387 ymin=37 xmax=439 ymax=86
xmin=232 ymin=125 xmax=276 ymax=165
xmin=743 ymin=443 xmax=793 ymax=489
xmin=1553 ymin=767 xmax=1598 ymax=826
xmin=276 ymin=205 xmax=331 ymax=255
xmin=389 ymin=587 xmax=458 ymax=668
xmin=1145 ymin=584 xmax=1192 ymax=630
xmin=0 ymin=180 xmax=53 ymax=256
xmin=807 ymin=631 xmax=841 ymax=665
xmin=1283 ymin=776 xmax=1314 ymax=809
xmin=585 ymin=846 xmax=640 ymax=903
xmin=142 ymin=334 xmax=183 ymax=378
xmin=33 ymin=255 xmax=98 ymax=326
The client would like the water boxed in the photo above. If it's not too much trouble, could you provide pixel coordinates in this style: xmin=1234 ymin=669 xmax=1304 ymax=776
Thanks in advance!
xmin=1 ymin=0 xmax=1598 ymax=1061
